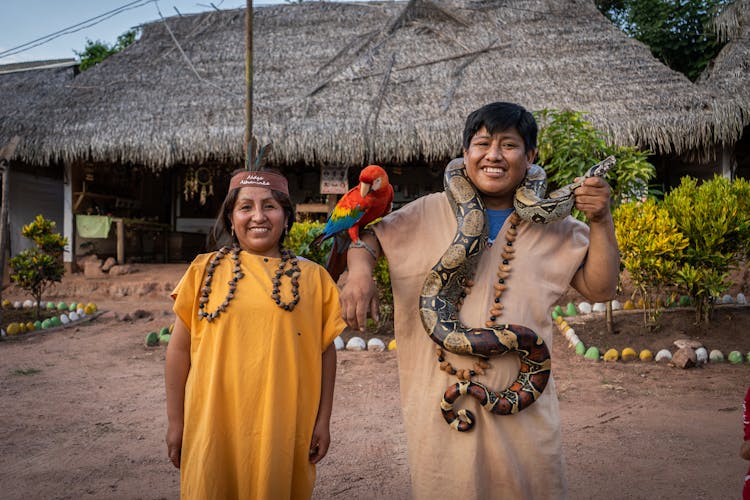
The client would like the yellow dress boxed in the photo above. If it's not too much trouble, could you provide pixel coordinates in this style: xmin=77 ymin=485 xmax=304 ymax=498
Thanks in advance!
xmin=172 ymin=251 xmax=346 ymax=500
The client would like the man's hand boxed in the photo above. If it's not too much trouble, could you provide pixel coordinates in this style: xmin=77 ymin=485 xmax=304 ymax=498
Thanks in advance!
xmin=574 ymin=176 xmax=612 ymax=224
xmin=340 ymin=270 xmax=379 ymax=332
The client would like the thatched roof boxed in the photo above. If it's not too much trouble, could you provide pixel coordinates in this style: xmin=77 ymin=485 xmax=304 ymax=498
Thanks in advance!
xmin=699 ymin=0 xmax=750 ymax=112
xmin=2 ymin=0 xmax=747 ymax=170
xmin=0 ymin=59 xmax=77 ymax=147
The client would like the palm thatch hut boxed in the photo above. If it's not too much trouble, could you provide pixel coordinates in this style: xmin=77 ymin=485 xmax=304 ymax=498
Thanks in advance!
xmin=1 ymin=0 xmax=747 ymax=263
xmin=699 ymin=0 xmax=750 ymax=179
xmin=0 ymin=59 xmax=77 ymax=259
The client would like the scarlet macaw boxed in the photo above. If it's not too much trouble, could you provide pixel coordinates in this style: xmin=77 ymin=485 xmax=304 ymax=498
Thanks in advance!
xmin=312 ymin=164 xmax=394 ymax=280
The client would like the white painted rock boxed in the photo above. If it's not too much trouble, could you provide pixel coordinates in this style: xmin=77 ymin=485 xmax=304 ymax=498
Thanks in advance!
xmin=1 ymin=329 xmax=5 ymax=337
xmin=333 ymin=336 xmax=345 ymax=351
xmin=737 ymin=293 xmax=747 ymax=305
xmin=709 ymin=350 xmax=725 ymax=362
xmin=60 ymin=314 xmax=70 ymax=325
xmin=577 ymin=302 xmax=592 ymax=314
xmin=22 ymin=300 xmax=34 ymax=309
xmin=13 ymin=301 xmax=21 ymax=309
xmin=77 ymin=308 xmax=86 ymax=318
xmin=654 ymin=349 xmax=672 ymax=362
xmin=611 ymin=300 xmax=623 ymax=311
xmin=695 ymin=347 xmax=708 ymax=365
xmin=564 ymin=328 xmax=576 ymax=340
xmin=69 ymin=312 xmax=80 ymax=322
xmin=721 ymin=294 xmax=734 ymax=304
xmin=567 ymin=334 xmax=580 ymax=347
xmin=367 ymin=338 xmax=386 ymax=352
xmin=592 ymin=302 xmax=607 ymax=313
xmin=346 ymin=337 xmax=366 ymax=351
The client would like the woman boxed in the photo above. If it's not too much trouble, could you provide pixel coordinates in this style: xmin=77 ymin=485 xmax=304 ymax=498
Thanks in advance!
xmin=165 ymin=169 xmax=345 ymax=499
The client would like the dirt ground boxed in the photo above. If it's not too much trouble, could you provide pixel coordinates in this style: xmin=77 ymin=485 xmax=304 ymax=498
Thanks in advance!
xmin=1 ymin=263 xmax=749 ymax=500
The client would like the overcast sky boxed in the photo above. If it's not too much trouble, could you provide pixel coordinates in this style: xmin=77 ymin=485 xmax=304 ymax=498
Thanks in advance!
xmin=0 ymin=0 xmax=282 ymax=64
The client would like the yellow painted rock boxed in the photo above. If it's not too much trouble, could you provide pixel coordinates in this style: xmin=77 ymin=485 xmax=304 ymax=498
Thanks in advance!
xmin=6 ymin=323 xmax=20 ymax=336
xmin=603 ymin=348 xmax=619 ymax=362
xmin=621 ymin=347 xmax=637 ymax=362
xmin=1 ymin=299 xmax=11 ymax=309
xmin=555 ymin=315 xmax=564 ymax=325
xmin=639 ymin=349 xmax=653 ymax=361
xmin=388 ymin=339 xmax=397 ymax=351
xmin=623 ymin=300 xmax=635 ymax=310
xmin=84 ymin=303 xmax=97 ymax=315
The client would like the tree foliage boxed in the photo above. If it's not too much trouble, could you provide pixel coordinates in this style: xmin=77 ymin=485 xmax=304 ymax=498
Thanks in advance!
xmin=595 ymin=0 xmax=731 ymax=81
xmin=75 ymin=29 xmax=138 ymax=71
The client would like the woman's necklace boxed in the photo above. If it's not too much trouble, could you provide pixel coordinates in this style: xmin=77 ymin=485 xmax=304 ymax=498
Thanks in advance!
xmin=197 ymin=246 xmax=301 ymax=321
xmin=436 ymin=211 xmax=522 ymax=380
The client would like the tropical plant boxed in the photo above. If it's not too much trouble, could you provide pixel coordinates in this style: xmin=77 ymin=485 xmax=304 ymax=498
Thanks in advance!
xmin=285 ymin=220 xmax=331 ymax=266
xmin=613 ymin=200 xmax=688 ymax=327
xmin=9 ymin=215 xmax=68 ymax=318
xmin=662 ymin=176 xmax=750 ymax=323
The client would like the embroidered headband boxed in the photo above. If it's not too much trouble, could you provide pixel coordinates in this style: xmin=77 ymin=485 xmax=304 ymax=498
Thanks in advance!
xmin=229 ymin=170 xmax=289 ymax=197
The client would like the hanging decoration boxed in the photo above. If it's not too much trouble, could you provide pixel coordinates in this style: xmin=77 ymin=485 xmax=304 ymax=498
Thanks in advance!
xmin=183 ymin=166 xmax=215 ymax=205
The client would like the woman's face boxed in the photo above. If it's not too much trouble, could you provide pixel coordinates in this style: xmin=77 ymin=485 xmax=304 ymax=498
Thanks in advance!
xmin=230 ymin=186 xmax=287 ymax=257
xmin=463 ymin=126 xmax=536 ymax=210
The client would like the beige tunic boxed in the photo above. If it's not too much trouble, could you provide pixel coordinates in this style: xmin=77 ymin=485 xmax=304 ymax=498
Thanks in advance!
xmin=374 ymin=192 xmax=589 ymax=500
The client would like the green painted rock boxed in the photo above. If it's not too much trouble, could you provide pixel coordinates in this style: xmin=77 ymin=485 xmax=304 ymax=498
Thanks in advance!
xmin=56 ymin=302 xmax=68 ymax=311
xmin=159 ymin=334 xmax=171 ymax=346
xmin=575 ymin=342 xmax=586 ymax=355
xmin=584 ymin=346 xmax=600 ymax=360
xmin=551 ymin=310 xmax=560 ymax=320
xmin=728 ymin=351 xmax=744 ymax=364
xmin=553 ymin=305 xmax=563 ymax=316
xmin=145 ymin=331 xmax=160 ymax=347
xmin=46 ymin=302 xmax=56 ymax=310
xmin=50 ymin=316 xmax=62 ymax=327
xmin=41 ymin=319 xmax=52 ymax=329
xmin=33 ymin=320 xmax=42 ymax=330
xmin=746 ymin=352 xmax=750 ymax=363
xmin=69 ymin=302 xmax=78 ymax=311
xmin=565 ymin=303 xmax=577 ymax=316
xmin=159 ymin=327 xmax=170 ymax=337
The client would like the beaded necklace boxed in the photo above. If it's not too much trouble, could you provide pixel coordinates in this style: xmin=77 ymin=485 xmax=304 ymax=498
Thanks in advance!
xmin=436 ymin=211 xmax=522 ymax=380
xmin=197 ymin=246 xmax=301 ymax=321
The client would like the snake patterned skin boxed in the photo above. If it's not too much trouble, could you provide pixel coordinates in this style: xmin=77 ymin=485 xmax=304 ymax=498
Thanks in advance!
xmin=420 ymin=156 xmax=615 ymax=431
xmin=514 ymin=156 xmax=616 ymax=223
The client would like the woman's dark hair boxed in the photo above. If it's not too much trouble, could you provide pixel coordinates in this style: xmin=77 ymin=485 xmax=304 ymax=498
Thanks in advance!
xmin=208 ymin=170 xmax=295 ymax=251
xmin=462 ymin=102 xmax=538 ymax=152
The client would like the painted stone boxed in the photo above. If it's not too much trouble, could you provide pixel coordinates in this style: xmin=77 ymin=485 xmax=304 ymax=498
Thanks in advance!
xmin=333 ymin=336 xmax=345 ymax=351
xmin=577 ymin=302 xmax=592 ymax=314
xmin=709 ymin=350 xmax=725 ymax=363
xmin=639 ymin=349 xmax=653 ymax=361
xmin=584 ymin=346 xmax=600 ymax=360
xmin=367 ymin=338 xmax=386 ymax=352
xmin=592 ymin=302 xmax=607 ymax=313
xmin=621 ymin=347 xmax=637 ymax=362
xmin=603 ymin=348 xmax=619 ymax=362
xmin=346 ymin=337 xmax=366 ymax=351
xmin=654 ymin=349 xmax=672 ymax=362
xmin=728 ymin=351 xmax=743 ymax=364
xmin=695 ymin=347 xmax=708 ymax=365
xmin=575 ymin=342 xmax=586 ymax=355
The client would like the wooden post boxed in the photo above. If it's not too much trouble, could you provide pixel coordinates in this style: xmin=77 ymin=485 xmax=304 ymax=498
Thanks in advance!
xmin=0 ymin=136 xmax=21 ymax=326
xmin=245 ymin=0 xmax=253 ymax=170
xmin=113 ymin=218 xmax=125 ymax=264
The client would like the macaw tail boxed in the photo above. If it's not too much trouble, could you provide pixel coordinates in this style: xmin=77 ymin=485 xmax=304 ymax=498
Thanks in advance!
xmin=310 ymin=231 xmax=329 ymax=248
xmin=325 ymin=233 xmax=351 ymax=282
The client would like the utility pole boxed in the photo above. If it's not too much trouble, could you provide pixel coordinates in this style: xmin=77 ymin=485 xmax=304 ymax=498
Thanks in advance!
xmin=245 ymin=0 xmax=253 ymax=171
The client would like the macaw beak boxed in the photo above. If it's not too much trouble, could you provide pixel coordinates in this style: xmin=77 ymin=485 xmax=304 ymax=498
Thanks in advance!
xmin=360 ymin=182 xmax=371 ymax=198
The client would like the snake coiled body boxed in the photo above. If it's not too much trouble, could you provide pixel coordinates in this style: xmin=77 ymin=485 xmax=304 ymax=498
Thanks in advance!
xmin=420 ymin=156 xmax=615 ymax=431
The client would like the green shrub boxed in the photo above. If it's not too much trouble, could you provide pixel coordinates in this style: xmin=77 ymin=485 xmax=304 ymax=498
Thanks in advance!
xmin=284 ymin=221 xmax=331 ymax=266
xmin=662 ymin=176 xmax=750 ymax=323
xmin=613 ymin=200 xmax=688 ymax=327
xmin=534 ymin=109 xmax=656 ymax=218
xmin=9 ymin=215 xmax=68 ymax=319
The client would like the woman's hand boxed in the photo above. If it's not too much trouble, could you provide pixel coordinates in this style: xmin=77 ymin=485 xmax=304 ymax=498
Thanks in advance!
xmin=166 ymin=422 xmax=183 ymax=468
xmin=308 ymin=420 xmax=331 ymax=464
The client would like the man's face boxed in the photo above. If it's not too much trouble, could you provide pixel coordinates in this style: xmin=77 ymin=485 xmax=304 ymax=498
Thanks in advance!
xmin=463 ymin=126 xmax=536 ymax=210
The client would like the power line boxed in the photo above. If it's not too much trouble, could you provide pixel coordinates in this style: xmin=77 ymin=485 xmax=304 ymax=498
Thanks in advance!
xmin=0 ymin=0 xmax=156 ymax=60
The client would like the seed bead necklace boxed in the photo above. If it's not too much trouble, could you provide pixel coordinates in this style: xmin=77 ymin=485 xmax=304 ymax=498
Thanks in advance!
xmin=436 ymin=211 xmax=522 ymax=381
xmin=197 ymin=246 xmax=301 ymax=322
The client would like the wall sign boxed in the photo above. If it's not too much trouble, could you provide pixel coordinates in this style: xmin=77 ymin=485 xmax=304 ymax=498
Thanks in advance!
xmin=320 ymin=166 xmax=349 ymax=194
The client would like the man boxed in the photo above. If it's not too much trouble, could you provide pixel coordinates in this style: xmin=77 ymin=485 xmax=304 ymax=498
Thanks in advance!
xmin=341 ymin=102 xmax=619 ymax=499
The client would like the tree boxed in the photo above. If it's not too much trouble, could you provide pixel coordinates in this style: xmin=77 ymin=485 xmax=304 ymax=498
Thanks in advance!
xmin=595 ymin=0 xmax=732 ymax=81
xmin=9 ymin=215 xmax=68 ymax=319
xmin=75 ymin=29 xmax=138 ymax=71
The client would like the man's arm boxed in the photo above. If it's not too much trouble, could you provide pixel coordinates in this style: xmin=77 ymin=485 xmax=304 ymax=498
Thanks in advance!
xmin=339 ymin=232 xmax=381 ymax=331
xmin=570 ymin=176 xmax=620 ymax=302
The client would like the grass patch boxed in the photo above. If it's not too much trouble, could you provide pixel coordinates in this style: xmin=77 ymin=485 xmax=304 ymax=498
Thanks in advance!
xmin=12 ymin=368 xmax=41 ymax=376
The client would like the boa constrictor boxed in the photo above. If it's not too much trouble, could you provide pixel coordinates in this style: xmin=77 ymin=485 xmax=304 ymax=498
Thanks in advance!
xmin=419 ymin=156 xmax=615 ymax=431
